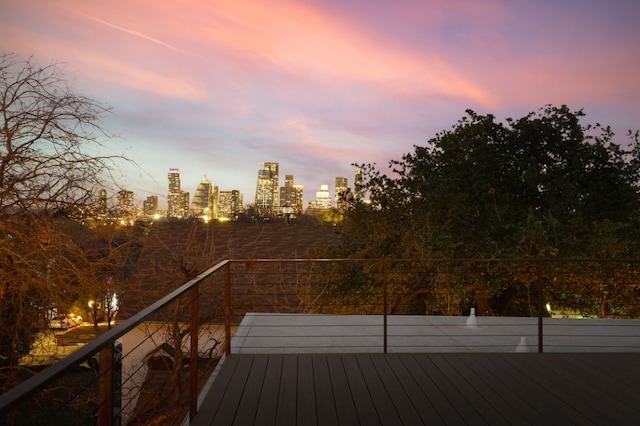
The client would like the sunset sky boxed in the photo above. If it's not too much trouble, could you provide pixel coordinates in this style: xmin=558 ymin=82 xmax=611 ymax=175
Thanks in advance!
xmin=2 ymin=0 xmax=639 ymax=209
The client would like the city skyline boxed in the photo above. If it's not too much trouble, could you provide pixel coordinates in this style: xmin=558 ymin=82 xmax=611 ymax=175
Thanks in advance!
xmin=117 ymin=161 xmax=351 ymax=210
xmin=110 ymin=164 xmax=352 ymax=213
xmin=2 ymin=1 xmax=639 ymax=206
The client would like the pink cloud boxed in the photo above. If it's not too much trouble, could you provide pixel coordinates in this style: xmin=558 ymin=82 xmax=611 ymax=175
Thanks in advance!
xmin=5 ymin=0 xmax=637 ymax=112
xmin=470 ymin=37 xmax=640 ymax=110
xmin=39 ymin=0 xmax=492 ymax=107
xmin=3 ymin=0 xmax=638 ymax=204
xmin=1 ymin=3 xmax=206 ymax=101
xmin=204 ymin=1 xmax=492 ymax=103
xmin=63 ymin=7 xmax=197 ymax=58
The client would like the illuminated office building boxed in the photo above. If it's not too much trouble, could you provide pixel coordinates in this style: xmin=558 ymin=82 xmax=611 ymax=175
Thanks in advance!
xmin=192 ymin=177 xmax=213 ymax=220
xmin=279 ymin=174 xmax=302 ymax=214
xmin=97 ymin=189 xmax=108 ymax=215
xmin=309 ymin=184 xmax=331 ymax=209
xmin=354 ymin=167 xmax=363 ymax=201
xmin=167 ymin=168 xmax=189 ymax=218
xmin=335 ymin=176 xmax=348 ymax=208
xmin=294 ymin=185 xmax=304 ymax=213
xmin=117 ymin=189 xmax=135 ymax=219
xmin=143 ymin=195 xmax=158 ymax=217
xmin=219 ymin=190 xmax=243 ymax=219
xmin=254 ymin=162 xmax=279 ymax=215
xmin=212 ymin=185 xmax=219 ymax=219
xmin=168 ymin=168 xmax=180 ymax=193
xmin=179 ymin=191 xmax=190 ymax=218
xmin=167 ymin=168 xmax=181 ymax=217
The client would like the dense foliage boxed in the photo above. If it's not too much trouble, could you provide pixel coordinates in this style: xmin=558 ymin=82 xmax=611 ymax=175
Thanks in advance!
xmin=325 ymin=106 xmax=640 ymax=316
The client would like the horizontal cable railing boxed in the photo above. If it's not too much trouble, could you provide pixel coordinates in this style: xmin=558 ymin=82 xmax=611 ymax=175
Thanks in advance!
xmin=224 ymin=258 xmax=640 ymax=354
xmin=0 ymin=260 xmax=230 ymax=426
xmin=1 ymin=258 xmax=640 ymax=425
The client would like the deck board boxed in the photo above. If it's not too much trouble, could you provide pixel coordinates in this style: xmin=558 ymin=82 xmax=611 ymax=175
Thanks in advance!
xmin=254 ymin=355 xmax=282 ymax=426
xmin=499 ymin=354 xmax=597 ymax=424
xmin=412 ymin=354 xmax=487 ymax=423
xmin=398 ymin=355 xmax=460 ymax=424
xmin=211 ymin=355 xmax=254 ymax=425
xmin=311 ymin=355 xmax=339 ymax=426
xmin=463 ymin=354 xmax=563 ymax=424
xmin=192 ymin=353 xmax=640 ymax=426
xmin=324 ymin=355 xmax=360 ymax=426
xmin=370 ymin=355 xmax=424 ymax=425
xmin=275 ymin=355 xmax=297 ymax=425
xmin=446 ymin=354 xmax=535 ymax=424
xmin=524 ymin=354 xmax=618 ymax=424
xmin=564 ymin=353 xmax=640 ymax=399
xmin=296 ymin=355 xmax=316 ymax=425
xmin=340 ymin=354 xmax=382 ymax=426
xmin=527 ymin=354 xmax=639 ymax=423
xmin=233 ymin=355 xmax=268 ymax=425
xmin=192 ymin=354 xmax=240 ymax=423
xmin=383 ymin=355 xmax=443 ymax=425
xmin=353 ymin=355 xmax=402 ymax=425
xmin=428 ymin=354 xmax=509 ymax=425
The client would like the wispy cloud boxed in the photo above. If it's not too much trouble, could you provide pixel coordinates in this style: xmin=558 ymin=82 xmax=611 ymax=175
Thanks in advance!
xmin=63 ymin=6 xmax=204 ymax=60
xmin=2 ymin=0 xmax=638 ymax=204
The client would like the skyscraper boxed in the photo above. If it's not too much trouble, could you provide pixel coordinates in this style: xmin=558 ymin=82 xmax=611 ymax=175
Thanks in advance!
xmin=285 ymin=174 xmax=294 ymax=188
xmin=211 ymin=185 xmax=219 ymax=219
xmin=335 ymin=176 xmax=348 ymax=208
xmin=354 ymin=167 xmax=363 ymax=201
xmin=254 ymin=162 xmax=279 ymax=215
xmin=310 ymin=184 xmax=331 ymax=209
xmin=167 ymin=168 xmax=189 ymax=218
xmin=219 ymin=189 xmax=242 ymax=219
xmin=294 ymin=184 xmax=304 ymax=213
xmin=97 ymin=189 xmax=108 ymax=216
xmin=179 ymin=191 xmax=190 ymax=218
xmin=117 ymin=189 xmax=135 ymax=219
xmin=192 ymin=176 xmax=213 ymax=220
xmin=143 ymin=195 xmax=158 ymax=216
xmin=168 ymin=168 xmax=180 ymax=193
xmin=279 ymin=174 xmax=299 ymax=214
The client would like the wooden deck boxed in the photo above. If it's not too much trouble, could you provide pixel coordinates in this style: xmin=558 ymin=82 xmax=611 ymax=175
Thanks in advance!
xmin=192 ymin=352 xmax=640 ymax=425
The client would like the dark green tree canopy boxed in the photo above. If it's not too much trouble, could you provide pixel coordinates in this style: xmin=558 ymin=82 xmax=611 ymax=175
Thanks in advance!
xmin=343 ymin=105 xmax=640 ymax=259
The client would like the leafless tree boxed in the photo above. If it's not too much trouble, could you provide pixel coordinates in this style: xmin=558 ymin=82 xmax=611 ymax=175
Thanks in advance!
xmin=0 ymin=53 xmax=131 ymax=374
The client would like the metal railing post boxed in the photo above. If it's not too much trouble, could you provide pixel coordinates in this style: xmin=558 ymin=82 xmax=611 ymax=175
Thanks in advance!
xmin=224 ymin=261 xmax=231 ymax=355
xmin=537 ymin=265 xmax=544 ymax=353
xmin=189 ymin=283 xmax=200 ymax=421
xmin=97 ymin=344 xmax=114 ymax=426
xmin=383 ymin=259 xmax=388 ymax=354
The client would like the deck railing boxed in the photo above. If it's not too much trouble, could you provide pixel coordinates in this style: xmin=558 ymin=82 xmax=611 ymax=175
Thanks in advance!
xmin=1 ymin=258 xmax=640 ymax=425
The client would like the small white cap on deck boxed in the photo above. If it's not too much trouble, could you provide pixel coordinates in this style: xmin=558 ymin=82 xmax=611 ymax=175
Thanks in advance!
xmin=465 ymin=307 xmax=478 ymax=328
xmin=516 ymin=336 xmax=530 ymax=352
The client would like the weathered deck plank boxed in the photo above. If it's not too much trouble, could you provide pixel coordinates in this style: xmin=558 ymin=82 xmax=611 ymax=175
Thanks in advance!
xmin=233 ymin=355 xmax=268 ymax=425
xmin=192 ymin=353 xmax=640 ymax=426
xmin=296 ymin=355 xmax=316 ymax=425
xmin=324 ymin=355 xmax=361 ymax=425
xmin=275 ymin=355 xmax=297 ymax=425
xmin=369 ymin=355 xmax=425 ymax=425
xmin=383 ymin=354 xmax=444 ymax=425
xmin=340 ymin=354 xmax=382 ymax=426
xmin=311 ymin=355 xmax=339 ymax=426
xmin=444 ymin=354 xmax=535 ymax=423
xmin=210 ymin=354 xmax=254 ymax=425
xmin=461 ymin=354 xmax=565 ymax=424
xmin=397 ymin=354 xmax=460 ymax=424
xmin=510 ymin=353 xmax=600 ymax=424
xmin=253 ymin=355 xmax=282 ymax=426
